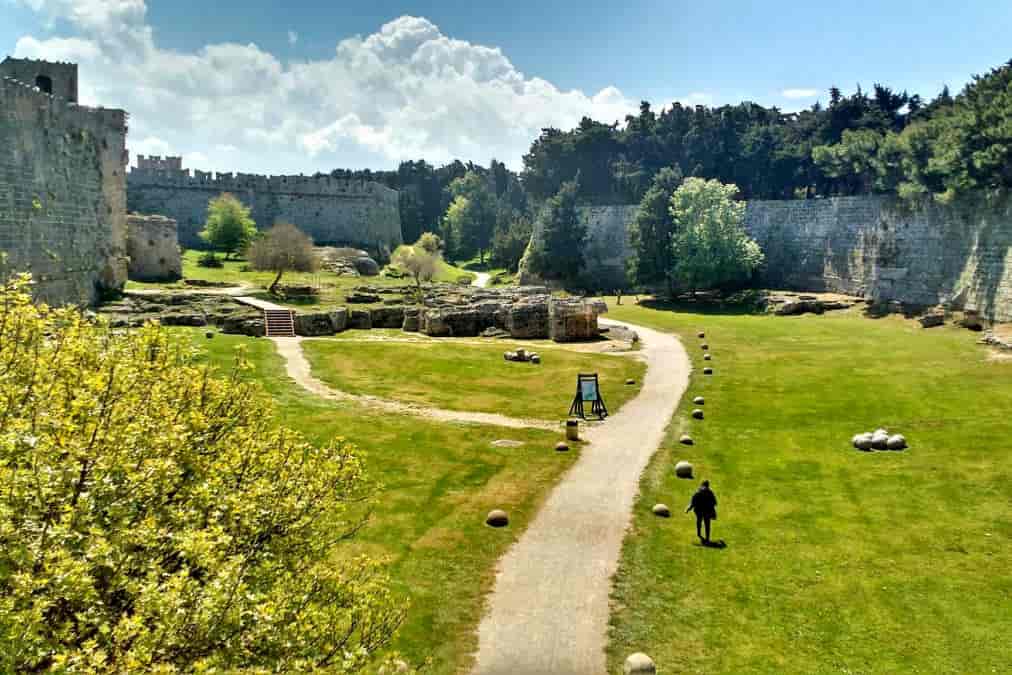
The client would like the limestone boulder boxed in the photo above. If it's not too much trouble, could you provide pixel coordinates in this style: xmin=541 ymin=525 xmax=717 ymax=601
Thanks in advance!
xmin=624 ymin=652 xmax=656 ymax=674
xmin=555 ymin=441 xmax=569 ymax=452
xmin=693 ymin=396 xmax=704 ymax=405
xmin=886 ymin=434 xmax=907 ymax=450
xmin=371 ymin=305 xmax=405 ymax=329
xmin=692 ymin=409 xmax=704 ymax=419
xmin=679 ymin=435 xmax=694 ymax=445
xmin=675 ymin=460 xmax=694 ymax=478
xmin=294 ymin=312 xmax=337 ymax=337
xmin=703 ymin=353 xmax=711 ymax=360
xmin=486 ymin=509 xmax=509 ymax=528
xmin=402 ymin=307 xmax=420 ymax=332
xmin=871 ymin=429 xmax=890 ymax=449
xmin=852 ymin=432 xmax=874 ymax=451
xmin=703 ymin=367 xmax=713 ymax=375
xmin=348 ymin=309 xmax=372 ymax=330
xmin=652 ymin=504 xmax=671 ymax=518
xmin=352 ymin=256 xmax=380 ymax=276
xmin=918 ymin=313 xmax=944 ymax=328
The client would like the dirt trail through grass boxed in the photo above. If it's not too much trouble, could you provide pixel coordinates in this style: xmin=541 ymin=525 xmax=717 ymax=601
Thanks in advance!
xmin=472 ymin=319 xmax=690 ymax=674
xmin=272 ymin=336 xmax=560 ymax=430
xmin=473 ymin=272 xmax=491 ymax=288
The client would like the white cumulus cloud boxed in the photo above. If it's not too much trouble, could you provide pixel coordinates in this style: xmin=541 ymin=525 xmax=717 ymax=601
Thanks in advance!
xmin=781 ymin=88 xmax=818 ymax=99
xmin=12 ymin=2 xmax=654 ymax=174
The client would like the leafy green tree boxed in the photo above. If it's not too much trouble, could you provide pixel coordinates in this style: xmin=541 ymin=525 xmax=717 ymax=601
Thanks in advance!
xmin=526 ymin=180 xmax=586 ymax=283
xmin=490 ymin=212 xmax=533 ymax=272
xmin=200 ymin=192 xmax=257 ymax=258
xmin=445 ymin=172 xmax=497 ymax=262
xmin=668 ymin=178 xmax=764 ymax=292
xmin=0 ymin=274 xmax=405 ymax=672
xmin=392 ymin=234 xmax=442 ymax=294
xmin=247 ymin=221 xmax=318 ymax=294
xmin=627 ymin=166 xmax=684 ymax=291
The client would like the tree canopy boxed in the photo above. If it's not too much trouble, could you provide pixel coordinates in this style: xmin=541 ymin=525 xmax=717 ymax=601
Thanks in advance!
xmin=0 ymin=274 xmax=404 ymax=672
xmin=525 ymin=180 xmax=585 ymax=283
xmin=667 ymin=178 xmax=765 ymax=292
xmin=247 ymin=221 xmax=318 ymax=294
xmin=200 ymin=193 xmax=258 ymax=258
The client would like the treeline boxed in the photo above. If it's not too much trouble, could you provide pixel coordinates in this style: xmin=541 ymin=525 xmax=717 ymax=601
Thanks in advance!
xmin=323 ymin=58 xmax=1011 ymax=273
xmin=523 ymin=59 xmax=1011 ymax=205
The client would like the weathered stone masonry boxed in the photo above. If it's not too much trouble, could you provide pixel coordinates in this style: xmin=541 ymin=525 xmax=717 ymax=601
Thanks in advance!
xmin=746 ymin=195 xmax=1012 ymax=322
xmin=127 ymin=162 xmax=403 ymax=255
xmin=0 ymin=58 xmax=128 ymax=305
xmin=126 ymin=214 xmax=181 ymax=282
xmin=545 ymin=196 xmax=1012 ymax=322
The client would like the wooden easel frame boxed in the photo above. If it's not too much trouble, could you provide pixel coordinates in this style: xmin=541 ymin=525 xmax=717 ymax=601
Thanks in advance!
xmin=569 ymin=373 xmax=608 ymax=419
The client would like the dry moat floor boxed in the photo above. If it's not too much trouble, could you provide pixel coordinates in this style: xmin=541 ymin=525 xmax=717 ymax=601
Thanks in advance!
xmin=184 ymin=297 xmax=1011 ymax=674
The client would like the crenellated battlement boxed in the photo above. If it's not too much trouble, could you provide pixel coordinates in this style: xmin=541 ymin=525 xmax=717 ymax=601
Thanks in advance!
xmin=127 ymin=159 xmax=402 ymax=252
xmin=128 ymin=165 xmax=397 ymax=198
xmin=0 ymin=76 xmax=127 ymax=132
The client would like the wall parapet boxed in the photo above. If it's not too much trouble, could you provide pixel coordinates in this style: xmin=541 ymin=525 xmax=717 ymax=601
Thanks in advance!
xmin=127 ymin=167 xmax=397 ymax=199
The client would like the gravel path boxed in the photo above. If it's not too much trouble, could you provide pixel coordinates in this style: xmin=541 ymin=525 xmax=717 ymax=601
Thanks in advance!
xmin=271 ymin=336 xmax=560 ymax=430
xmin=472 ymin=319 xmax=690 ymax=674
xmin=473 ymin=271 xmax=492 ymax=288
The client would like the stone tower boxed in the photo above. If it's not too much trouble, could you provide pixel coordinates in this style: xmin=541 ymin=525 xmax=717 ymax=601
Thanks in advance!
xmin=0 ymin=57 xmax=78 ymax=101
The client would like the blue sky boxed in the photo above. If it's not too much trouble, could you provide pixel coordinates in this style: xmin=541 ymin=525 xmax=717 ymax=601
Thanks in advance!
xmin=3 ymin=1 xmax=1010 ymax=174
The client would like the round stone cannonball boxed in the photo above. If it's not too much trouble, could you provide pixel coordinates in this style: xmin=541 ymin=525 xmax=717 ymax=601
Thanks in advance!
xmin=693 ymin=396 xmax=705 ymax=405
xmin=205 ymin=331 xmax=214 ymax=339
xmin=701 ymin=343 xmax=709 ymax=350
xmin=555 ymin=441 xmax=570 ymax=452
xmin=626 ymin=378 xmax=636 ymax=385
xmin=679 ymin=434 xmax=694 ymax=445
xmin=652 ymin=503 xmax=671 ymax=518
xmin=886 ymin=434 xmax=907 ymax=450
xmin=486 ymin=509 xmax=509 ymax=528
xmin=530 ymin=354 xmax=541 ymax=364
xmin=675 ymin=460 xmax=694 ymax=478
xmin=692 ymin=409 xmax=704 ymax=419
xmin=853 ymin=432 xmax=874 ymax=451
xmin=624 ymin=652 xmax=657 ymax=674
xmin=871 ymin=430 xmax=889 ymax=450
xmin=698 ymin=331 xmax=705 ymax=339
xmin=703 ymin=367 xmax=713 ymax=375
xmin=703 ymin=353 xmax=711 ymax=360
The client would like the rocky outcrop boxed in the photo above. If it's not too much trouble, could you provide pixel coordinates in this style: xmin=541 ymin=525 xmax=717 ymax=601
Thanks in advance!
xmin=97 ymin=292 xmax=264 ymax=334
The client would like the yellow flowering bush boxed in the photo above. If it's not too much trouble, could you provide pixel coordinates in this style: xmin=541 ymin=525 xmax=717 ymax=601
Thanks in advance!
xmin=0 ymin=274 xmax=404 ymax=672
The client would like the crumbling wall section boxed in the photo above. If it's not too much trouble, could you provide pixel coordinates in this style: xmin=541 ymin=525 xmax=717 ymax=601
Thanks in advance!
xmin=0 ymin=75 xmax=128 ymax=305
xmin=127 ymin=214 xmax=181 ymax=281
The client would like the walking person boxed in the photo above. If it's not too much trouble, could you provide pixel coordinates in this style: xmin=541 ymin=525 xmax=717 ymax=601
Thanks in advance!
xmin=686 ymin=480 xmax=718 ymax=542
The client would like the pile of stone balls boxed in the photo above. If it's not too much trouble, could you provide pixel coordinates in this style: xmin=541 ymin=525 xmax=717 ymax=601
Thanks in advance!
xmin=503 ymin=348 xmax=541 ymax=364
xmin=852 ymin=428 xmax=908 ymax=451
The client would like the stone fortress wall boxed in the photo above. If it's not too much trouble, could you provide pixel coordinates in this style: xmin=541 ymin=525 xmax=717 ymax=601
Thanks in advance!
xmin=127 ymin=159 xmax=403 ymax=255
xmin=126 ymin=214 xmax=182 ymax=282
xmin=552 ymin=194 xmax=1012 ymax=322
xmin=0 ymin=57 xmax=128 ymax=305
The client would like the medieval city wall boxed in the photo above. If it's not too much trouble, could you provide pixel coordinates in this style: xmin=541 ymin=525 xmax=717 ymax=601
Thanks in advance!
xmin=539 ymin=195 xmax=1012 ymax=322
xmin=0 ymin=76 xmax=128 ymax=305
xmin=745 ymin=194 xmax=1012 ymax=321
xmin=127 ymin=213 xmax=181 ymax=281
xmin=127 ymin=169 xmax=403 ymax=255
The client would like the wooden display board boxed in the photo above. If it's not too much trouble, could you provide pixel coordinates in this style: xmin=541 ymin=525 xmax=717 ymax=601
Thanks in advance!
xmin=568 ymin=373 xmax=608 ymax=419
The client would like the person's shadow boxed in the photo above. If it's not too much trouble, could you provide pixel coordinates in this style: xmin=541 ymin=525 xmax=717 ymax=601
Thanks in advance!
xmin=699 ymin=539 xmax=727 ymax=549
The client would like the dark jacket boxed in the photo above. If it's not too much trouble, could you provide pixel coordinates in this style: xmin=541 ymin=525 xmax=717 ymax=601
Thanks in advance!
xmin=687 ymin=486 xmax=717 ymax=519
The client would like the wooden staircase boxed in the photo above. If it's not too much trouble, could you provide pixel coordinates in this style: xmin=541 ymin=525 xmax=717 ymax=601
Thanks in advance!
xmin=264 ymin=308 xmax=296 ymax=337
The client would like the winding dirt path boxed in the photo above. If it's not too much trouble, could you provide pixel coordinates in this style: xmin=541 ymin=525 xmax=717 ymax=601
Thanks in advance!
xmin=270 ymin=336 xmax=560 ymax=430
xmin=472 ymin=319 xmax=690 ymax=675
xmin=473 ymin=271 xmax=492 ymax=288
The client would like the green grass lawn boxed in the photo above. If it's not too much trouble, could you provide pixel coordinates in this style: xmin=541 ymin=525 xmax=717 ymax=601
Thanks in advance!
xmin=127 ymin=250 xmax=415 ymax=310
xmin=184 ymin=329 xmax=573 ymax=673
xmin=301 ymin=335 xmax=646 ymax=420
xmin=602 ymin=298 xmax=1012 ymax=674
